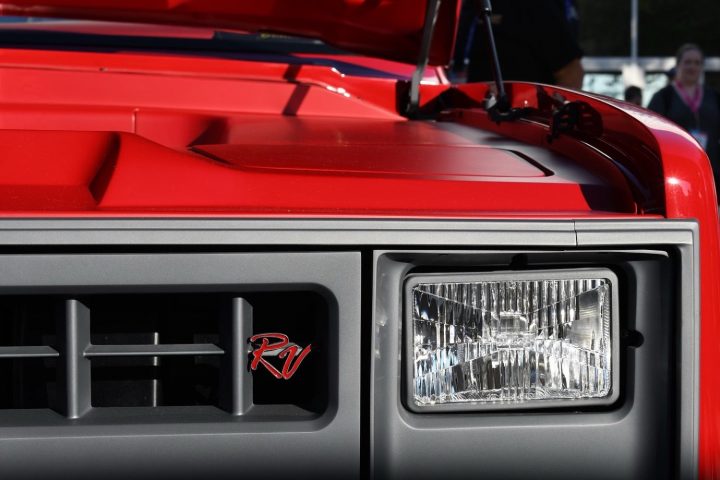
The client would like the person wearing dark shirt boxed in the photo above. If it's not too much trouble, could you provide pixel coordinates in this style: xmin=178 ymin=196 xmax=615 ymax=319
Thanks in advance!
xmin=624 ymin=86 xmax=643 ymax=106
xmin=648 ymin=44 xmax=720 ymax=191
xmin=462 ymin=0 xmax=584 ymax=89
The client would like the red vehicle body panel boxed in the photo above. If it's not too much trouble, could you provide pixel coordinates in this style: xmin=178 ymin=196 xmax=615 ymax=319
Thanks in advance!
xmin=0 ymin=48 xmax=638 ymax=216
xmin=0 ymin=19 xmax=217 ymax=38
xmin=0 ymin=16 xmax=717 ymax=477
xmin=0 ymin=0 xmax=461 ymax=65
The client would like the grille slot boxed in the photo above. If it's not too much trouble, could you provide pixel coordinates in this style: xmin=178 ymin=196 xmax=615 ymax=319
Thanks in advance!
xmin=85 ymin=294 xmax=239 ymax=411
xmin=0 ymin=297 xmax=59 ymax=410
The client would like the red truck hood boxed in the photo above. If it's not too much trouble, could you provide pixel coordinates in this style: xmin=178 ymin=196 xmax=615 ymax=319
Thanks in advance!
xmin=0 ymin=117 xmax=638 ymax=216
xmin=0 ymin=48 xmax=662 ymax=217
xmin=0 ymin=0 xmax=461 ymax=65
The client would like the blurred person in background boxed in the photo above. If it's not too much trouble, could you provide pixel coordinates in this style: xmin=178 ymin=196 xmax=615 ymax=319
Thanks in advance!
xmin=649 ymin=44 xmax=720 ymax=189
xmin=665 ymin=66 xmax=676 ymax=86
xmin=451 ymin=0 xmax=584 ymax=89
xmin=624 ymin=85 xmax=643 ymax=106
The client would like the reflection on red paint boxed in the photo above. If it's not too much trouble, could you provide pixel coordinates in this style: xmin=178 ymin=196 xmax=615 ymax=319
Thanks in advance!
xmin=249 ymin=333 xmax=312 ymax=380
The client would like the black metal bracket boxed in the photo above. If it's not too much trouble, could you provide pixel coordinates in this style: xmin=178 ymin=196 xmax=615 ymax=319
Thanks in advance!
xmin=405 ymin=0 xmax=443 ymax=118
xmin=478 ymin=0 xmax=507 ymax=105
xmin=477 ymin=0 xmax=530 ymax=123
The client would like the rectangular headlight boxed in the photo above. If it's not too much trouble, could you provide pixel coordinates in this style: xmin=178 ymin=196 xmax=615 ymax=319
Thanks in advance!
xmin=406 ymin=269 xmax=619 ymax=411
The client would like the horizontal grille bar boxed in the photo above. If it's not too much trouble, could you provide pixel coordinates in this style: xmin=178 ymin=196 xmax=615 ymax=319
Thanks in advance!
xmin=85 ymin=344 xmax=224 ymax=357
xmin=0 ymin=346 xmax=59 ymax=358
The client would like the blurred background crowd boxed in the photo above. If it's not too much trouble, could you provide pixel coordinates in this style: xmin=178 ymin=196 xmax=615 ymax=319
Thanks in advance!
xmin=449 ymin=0 xmax=720 ymax=187
xmin=450 ymin=0 xmax=720 ymax=106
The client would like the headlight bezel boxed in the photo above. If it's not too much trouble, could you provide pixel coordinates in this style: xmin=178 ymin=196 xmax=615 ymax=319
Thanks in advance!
xmin=403 ymin=268 xmax=621 ymax=413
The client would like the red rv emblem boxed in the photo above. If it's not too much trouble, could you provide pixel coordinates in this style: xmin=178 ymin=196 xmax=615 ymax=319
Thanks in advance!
xmin=248 ymin=333 xmax=312 ymax=380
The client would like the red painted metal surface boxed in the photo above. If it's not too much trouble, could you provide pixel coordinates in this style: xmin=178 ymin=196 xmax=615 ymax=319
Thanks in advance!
xmin=0 ymin=19 xmax=445 ymax=83
xmin=294 ymin=54 xmax=446 ymax=83
xmin=0 ymin=127 xmax=634 ymax=215
xmin=0 ymin=39 xmax=717 ymax=474
xmin=0 ymin=0 xmax=461 ymax=65
xmin=0 ymin=49 xmax=635 ymax=215
xmin=0 ymin=19 xmax=217 ymax=38
xmin=0 ymin=48 xmax=404 ymax=117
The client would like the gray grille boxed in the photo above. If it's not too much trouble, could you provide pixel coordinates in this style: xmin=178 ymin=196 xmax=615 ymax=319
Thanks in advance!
xmin=0 ymin=295 xmax=251 ymax=417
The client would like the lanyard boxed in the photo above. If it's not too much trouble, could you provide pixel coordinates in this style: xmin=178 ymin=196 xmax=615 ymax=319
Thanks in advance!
xmin=674 ymin=81 xmax=704 ymax=114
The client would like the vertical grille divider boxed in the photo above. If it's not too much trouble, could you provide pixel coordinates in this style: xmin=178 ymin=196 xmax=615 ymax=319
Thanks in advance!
xmin=219 ymin=297 xmax=253 ymax=415
xmin=55 ymin=299 xmax=91 ymax=419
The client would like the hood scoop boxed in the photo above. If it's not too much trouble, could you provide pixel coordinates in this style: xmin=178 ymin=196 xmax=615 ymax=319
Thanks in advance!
xmin=192 ymin=144 xmax=549 ymax=179
xmin=0 ymin=127 xmax=634 ymax=215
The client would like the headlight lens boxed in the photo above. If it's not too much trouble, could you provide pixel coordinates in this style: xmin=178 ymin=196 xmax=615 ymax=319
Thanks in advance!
xmin=409 ymin=270 xmax=616 ymax=409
